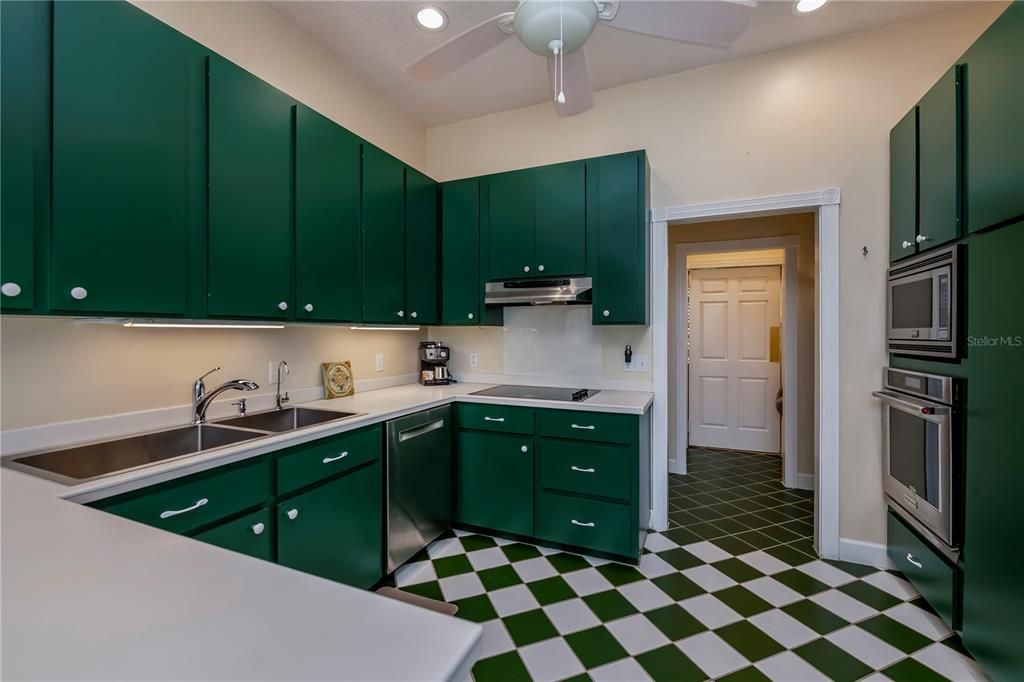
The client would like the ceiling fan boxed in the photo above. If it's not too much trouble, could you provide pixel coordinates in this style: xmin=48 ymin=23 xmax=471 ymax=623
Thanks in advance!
xmin=405 ymin=0 xmax=757 ymax=117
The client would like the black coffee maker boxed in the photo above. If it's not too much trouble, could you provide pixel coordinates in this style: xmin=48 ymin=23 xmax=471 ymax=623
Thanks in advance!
xmin=419 ymin=341 xmax=453 ymax=386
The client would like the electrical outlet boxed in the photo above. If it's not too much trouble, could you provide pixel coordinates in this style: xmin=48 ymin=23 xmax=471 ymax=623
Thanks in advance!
xmin=624 ymin=354 xmax=649 ymax=372
xmin=469 ymin=352 xmax=479 ymax=368
xmin=375 ymin=353 xmax=384 ymax=373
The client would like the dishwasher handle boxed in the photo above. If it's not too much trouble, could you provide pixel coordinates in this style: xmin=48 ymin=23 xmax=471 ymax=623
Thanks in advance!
xmin=398 ymin=418 xmax=446 ymax=443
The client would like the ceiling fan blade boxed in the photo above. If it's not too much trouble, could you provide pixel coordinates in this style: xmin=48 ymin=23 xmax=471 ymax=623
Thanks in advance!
xmin=547 ymin=49 xmax=594 ymax=117
xmin=405 ymin=13 xmax=515 ymax=83
xmin=602 ymin=0 xmax=756 ymax=49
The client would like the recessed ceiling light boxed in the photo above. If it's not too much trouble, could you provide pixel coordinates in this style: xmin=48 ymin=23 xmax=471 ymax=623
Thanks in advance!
xmin=793 ymin=0 xmax=828 ymax=14
xmin=415 ymin=6 xmax=447 ymax=31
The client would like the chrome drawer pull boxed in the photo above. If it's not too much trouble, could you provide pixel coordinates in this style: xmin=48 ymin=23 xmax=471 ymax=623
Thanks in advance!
xmin=571 ymin=424 xmax=595 ymax=430
xmin=322 ymin=451 xmax=349 ymax=464
xmin=484 ymin=416 xmax=505 ymax=422
xmin=571 ymin=466 xmax=596 ymax=473
xmin=906 ymin=553 xmax=923 ymax=569
xmin=159 ymin=498 xmax=208 ymax=519
xmin=571 ymin=519 xmax=595 ymax=527
xmin=251 ymin=522 xmax=266 ymax=535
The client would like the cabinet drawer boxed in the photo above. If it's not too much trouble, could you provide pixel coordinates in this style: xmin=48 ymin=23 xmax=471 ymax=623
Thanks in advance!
xmin=887 ymin=511 xmax=960 ymax=628
xmin=99 ymin=457 xmax=271 ymax=535
xmin=193 ymin=507 xmax=273 ymax=561
xmin=458 ymin=403 xmax=534 ymax=434
xmin=539 ymin=438 xmax=630 ymax=501
xmin=276 ymin=424 xmax=381 ymax=495
xmin=537 ymin=409 xmax=635 ymax=445
xmin=536 ymin=490 xmax=634 ymax=559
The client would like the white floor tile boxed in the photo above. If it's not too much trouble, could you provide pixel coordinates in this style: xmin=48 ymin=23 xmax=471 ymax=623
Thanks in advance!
xmin=884 ymin=602 xmax=952 ymax=640
xmin=742 ymin=576 xmax=804 ymax=607
xmin=426 ymin=536 xmax=464 ymax=559
xmin=543 ymin=598 xmax=600 ymax=635
xmin=439 ymin=572 xmax=486 ymax=602
xmin=748 ymin=609 xmax=819 ymax=648
xmin=756 ymin=651 xmax=830 ymax=681
xmin=679 ymin=594 xmax=743 ymax=629
xmin=914 ymin=642 xmax=988 ymax=681
xmin=796 ymin=560 xmax=858 ymax=587
xmin=636 ymin=553 xmax=676 ymax=579
xmin=488 ymin=584 xmax=540 ymax=617
xmin=681 ymin=541 xmax=730 ymax=564
xmin=590 ymin=657 xmax=653 ymax=682
xmin=826 ymin=625 xmax=904 ymax=669
xmin=452 ymin=528 xmax=472 ymax=537
xmin=863 ymin=571 xmax=919 ymax=600
xmin=681 ymin=564 xmax=737 ymax=592
xmin=512 ymin=557 xmax=558 ymax=583
xmin=537 ymin=545 xmax=559 ymax=556
xmin=493 ymin=536 xmax=516 ymax=546
xmin=562 ymin=567 xmax=614 ymax=597
xmin=737 ymin=550 xmax=791 ymax=576
xmin=675 ymin=631 xmax=747 ymax=678
xmin=618 ymin=580 xmax=674 ymax=612
xmin=859 ymin=674 xmax=892 ymax=682
xmin=644 ymin=533 xmax=679 ymax=553
xmin=605 ymin=614 xmax=671 ymax=655
xmin=467 ymin=547 xmax=510 ymax=571
xmin=519 ymin=637 xmax=585 ymax=682
xmin=393 ymin=560 xmax=436 ymax=587
xmin=809 ymin=589 xmax=878 ymax=624
xmin=584 ymin=554 xmax=611 ymax=566
xmin=476 ymin=619 xmax=515 ymax=659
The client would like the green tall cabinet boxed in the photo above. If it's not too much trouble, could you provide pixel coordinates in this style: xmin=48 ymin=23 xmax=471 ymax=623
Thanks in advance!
xmin=917 ymin=66 xmax=961 ymax=250
xmin=889 ymin=108 xmax=918 ymax=262
xmin=361 ymin=146 xmax=407 ymax=324
xmin=207 ymin=56 xmax=294 ymax=319
xmin=406 ymin=168 xmax=440 ymax=325
xmin=441 ymin=179 xmax=483 ymax=325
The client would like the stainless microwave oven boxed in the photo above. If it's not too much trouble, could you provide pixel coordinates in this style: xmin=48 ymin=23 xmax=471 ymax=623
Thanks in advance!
xmin=887 ymin=244 xmax=959 ymax=359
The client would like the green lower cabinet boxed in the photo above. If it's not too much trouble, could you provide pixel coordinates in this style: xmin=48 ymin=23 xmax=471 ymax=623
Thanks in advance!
xmin=193 ymin=507 xmax=273 ymax=562
xmin=277 ymin=461 xmax=383 ymax=589
xmin=455 ymin=430 xmax=534 ymax=536
xmin=536 ymin=490 xmax=634 ymax=558
xmin=886 ymin=512 xmax=959 ymax=628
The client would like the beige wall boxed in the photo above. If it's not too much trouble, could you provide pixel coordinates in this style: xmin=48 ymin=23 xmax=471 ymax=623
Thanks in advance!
xmin=424 ymin=5 xmax=1005 ymax=546
xmin=133 ymin=1 xmax=426 ymax=171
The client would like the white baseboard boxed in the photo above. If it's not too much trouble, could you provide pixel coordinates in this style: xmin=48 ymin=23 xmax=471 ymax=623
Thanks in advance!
xmin=838 ymin=537 xmax=895 ymax=570
xmin=796 ymin=473 xmax=814 ymax=491
xmin=455 ymin=372 xmax=654 ymax=393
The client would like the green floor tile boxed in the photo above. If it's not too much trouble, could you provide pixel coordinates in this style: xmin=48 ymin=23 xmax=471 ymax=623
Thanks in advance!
xmin=764 ymin=543 xmax=816 ymax=566
xmin=687 ymin=521 xmax=730 ymax=540
xmin=501 ymin=543 xmax=542 ymax=562
xmin=838 ymin=580 xmax=902 ymax=611
xmin=793 ymin=637 xmax=873 ymax=682
xmin=547 ymin=552 xmax=591 ymax=574
xmin=712 ymin=557 xmax=765 ymax=583
xmin=560 ymin=674 xmax=593 ymax=682
xmin=824 ymin=559 xmax=878 ymax=578
xmin=656 ymin=547 xmax=703 ymax=570
xmin=526 ymin=575 xmax=576 ymax=605
xmin=716 ymin=666 xmax=772 ymax=682
xmin=759 ymin=523 xmax=803 ymax=544
xmin=661 ymin=527 xmax=703 ymax=546
xmin=471 ymin=651 xmax=532 ymax=682
xmin=433 ymin=554 xmax=473 ymax=578
xmin=781 ymin=599 xmax=850 ymax=634
xmin=564 ymin=625 xmax=629 ymax=669
xmin=402 ymin=580 xmax=444 ymax=601
xmin=651 ymin=572 xmax=706 ymax=601
xmin=478 ymin=564 xmax=523 ymax=591
xmin=772 ymin=568 xmax=830 ymax=596
xmin=732 ymin=529 xmax=779 ymax=550
xmin=856 ymin=614 xmax=932 ymax=654
xmin=711 ymin=516 xmax=752 ymax=535
xmin=459 ymin=534 xmax=498 ymax=552
xmin=712 ymin=585 xmax=773 ymax=617
xmin=452 ymin=594 xmax=497 ymax=623
xmin=643 ymin=603 xmax=707 ymax=641
xmin=715 ymin=620 xmax=785 ymax=662
xmin=596 ymin=562 xmax=645 ymax=586
xmin=502 ymin=608 xmax=559 ymax=647
xmin=786 ymin=538 xmax=819 ymax=558
xmin=883 ymin=657 xmax=952 ymax=682
xmin=635 ymin=644 xmax=707 ymax=682
xmin=710 ymin=534 xmax=757 ymax=556
xmin=583 ymin=590 xmax=638 ymax=622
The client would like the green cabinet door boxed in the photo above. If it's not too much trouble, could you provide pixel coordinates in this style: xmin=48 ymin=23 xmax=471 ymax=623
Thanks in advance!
xmin=0 ymin=0 xmax=48 ymax=312
xmin=406 ymin=168 xmax=440 ymax=325
xmin=51 ymin=1 xmax=201 ymax=315
xmin=295 ymin=104 xmax=360 ymax=322
xmin=962 ymin=220 xmax=1024 ymax=679
xmin=961 ymin=3 xmax=1024 ymax=233
xmin=277 ymin=461 xmax=383 ymax=589
xmin=917 ymin=67 xmax=961 ymax=250
xmin=535 ymin=161 xmax=586 ymax=276
xmin=441 ymin=179 xmax=482 ymax=325
xmin=193 ymin=507 xmax=273 ymax=562
xmin=455 ymin=430 xmax=534 ymax=536
xmin=587 ymin=151 xmax=647 ymax=324
xmin=361 ymin=146 xmax=406 ymax=323
xmin=890 ymin=108 xmax=919 ymax=262
xmin=484 ymin=170 xmax=536 ymax=280
xmin=208 ymin=56 xmax=293 ymax=319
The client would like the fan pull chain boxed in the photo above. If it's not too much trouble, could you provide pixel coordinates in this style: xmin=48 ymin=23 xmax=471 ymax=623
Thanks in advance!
xmin=557 ymin=0 xmax=566 ymax=104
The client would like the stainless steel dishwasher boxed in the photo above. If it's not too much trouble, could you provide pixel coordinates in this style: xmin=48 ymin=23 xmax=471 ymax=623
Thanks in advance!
xmin=385 ymin=405 xmax=452 ymax=574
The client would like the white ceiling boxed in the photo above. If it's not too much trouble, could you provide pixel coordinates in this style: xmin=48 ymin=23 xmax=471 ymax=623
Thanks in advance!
xmin=270 ymin=0 xmax=972 ymax=127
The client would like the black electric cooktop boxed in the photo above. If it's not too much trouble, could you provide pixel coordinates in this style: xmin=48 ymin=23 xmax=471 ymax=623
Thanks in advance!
xmin=471 ymin=385 xmax=600 ymax=402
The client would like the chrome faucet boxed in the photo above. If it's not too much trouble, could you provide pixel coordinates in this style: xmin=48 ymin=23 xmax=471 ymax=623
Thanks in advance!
xmin=192 ymin=367 xmax=259 ymax=424
xmin=275 ymin=360 xmax=290 ymax=410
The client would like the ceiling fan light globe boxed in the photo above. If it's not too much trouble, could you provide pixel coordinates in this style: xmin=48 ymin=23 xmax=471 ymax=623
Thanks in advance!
xmin=513 ymin=0 xmax=599 ymax=56
xmin=415 ymin=6 xmax=448 ymax=31
xmin=793 ymin=0 xmax=828 ymax=14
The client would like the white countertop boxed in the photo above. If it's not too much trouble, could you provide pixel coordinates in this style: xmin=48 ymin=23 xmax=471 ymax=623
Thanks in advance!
xmin=1 ymin=382 xmax=653 ymax=681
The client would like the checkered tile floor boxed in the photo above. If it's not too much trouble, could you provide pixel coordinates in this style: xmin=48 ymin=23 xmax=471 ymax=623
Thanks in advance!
xmin=383 ymin=449 xmax=986 ymax=681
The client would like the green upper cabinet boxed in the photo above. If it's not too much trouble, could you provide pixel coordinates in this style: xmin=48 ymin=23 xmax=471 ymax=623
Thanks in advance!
xmin=361 ymin=146 xmax=406 ymax=324
xmin=484 ymin=170 xmax=536 ymax=280
xmin=0 ymin=0 xmax=48 ymax=312
xmin=917 ymin=67 xmax=961 ymax=250
xmin=406 ymin=168 xmax=440 ymax=325
xmin=207 ymin=56 xmax=293 ymax=319
xmin=51 ymin=1 xmax=202 ymax=315
xmin=535 ymin=161 xmax=586 ymax=277
xmin=889 ymin=107 xmax=918 ymax=262
xmin=587 ymin=151 xmax=648 ymax=324
xmin=294 ymin=104 xmax=361 ymax=322
xmin=961 ymin=2 xmax=1024 ymax=233
xmin=441 ymin=179 xmax=483 ymax=325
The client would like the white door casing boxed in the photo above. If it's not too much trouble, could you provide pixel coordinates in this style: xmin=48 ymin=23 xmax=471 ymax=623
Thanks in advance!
xmin=688 ymin=266 xmax=781 ymax=453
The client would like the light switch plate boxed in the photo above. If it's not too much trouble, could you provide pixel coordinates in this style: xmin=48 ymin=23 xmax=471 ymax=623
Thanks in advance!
xmin=375 ymin=353 xmax=384 ymax=373
xmin=624 ymin=354 xmax=648 ymax=372
xmin=469 ymin=352 xmax=479 ymax=368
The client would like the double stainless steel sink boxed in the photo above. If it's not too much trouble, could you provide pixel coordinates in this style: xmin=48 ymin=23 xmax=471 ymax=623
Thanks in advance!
xmin=3 ymin=407 xmax=362 ymax=485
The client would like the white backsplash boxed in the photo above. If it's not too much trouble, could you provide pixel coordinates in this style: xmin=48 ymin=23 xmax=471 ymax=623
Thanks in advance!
xmin=501 ymin=306 xmax=604 ymax=377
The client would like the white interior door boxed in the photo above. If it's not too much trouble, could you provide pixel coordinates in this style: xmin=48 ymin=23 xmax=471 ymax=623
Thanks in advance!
xmin=688 ymin=266 xmax=782 ymax=453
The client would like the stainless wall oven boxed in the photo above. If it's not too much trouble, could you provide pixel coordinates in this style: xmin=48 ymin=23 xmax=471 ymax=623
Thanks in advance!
xmin=873 ymin=367 xmax=963 ymax=549
xmin=887 ymin=245 xmax=959 ymax=359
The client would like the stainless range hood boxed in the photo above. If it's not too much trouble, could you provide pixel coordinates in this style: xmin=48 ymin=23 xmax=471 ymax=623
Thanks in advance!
xmin=484 ymin=277 xmax=592 ymax=306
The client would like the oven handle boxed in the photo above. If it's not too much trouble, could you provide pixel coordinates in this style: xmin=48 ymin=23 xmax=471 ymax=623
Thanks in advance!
xmin=872 ymin=390 xmax=949 ymax=416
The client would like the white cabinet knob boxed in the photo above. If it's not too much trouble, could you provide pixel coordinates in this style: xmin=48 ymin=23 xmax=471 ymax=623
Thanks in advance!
xmin=902 ymin=241 xmax=914 ymax=249
xmin=278 ymin=301 xmax=288 ymax=311
xmin=1 ymin=282 xmax=22 ymax=297
xmin=251 ymin=522 xmax=265 ymax=535
xmin=538 ymin=265 xmax=545 ymax=272
xmin=70 ymin=286 xmax=88 ymax=300
xmin=602 ymin=309 xmax=610 ymax=318
xmin=916 ymin=234 xmax=929 ymax=244
xmin=468 ymin=313 xmax=474 ymax=319
xmin=524 ymin=266 xmax=530 ymax=273
xmin=398 ymin=310 xmax=405 ymax=317
xmin=304 ymin=303 xmax=314 ymax=312
xmin=286 ymin=509 xmax=298 ymax=521
xmin=411 ymin=311 xmax=418 ymax=319
xmin=521 ymin=445 xmax=528 ymax=453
